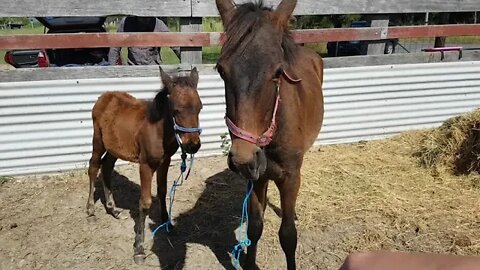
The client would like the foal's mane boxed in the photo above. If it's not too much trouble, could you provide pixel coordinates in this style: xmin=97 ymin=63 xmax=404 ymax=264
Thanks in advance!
xmin=218 ymin=1 xmax=297 ymax=64
xmin=147 ymin=76 xmax=197 ymax=123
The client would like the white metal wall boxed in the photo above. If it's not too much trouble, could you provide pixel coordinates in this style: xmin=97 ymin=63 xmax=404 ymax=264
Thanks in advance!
xmin=1 ymin=61 xmax=480 ymax=176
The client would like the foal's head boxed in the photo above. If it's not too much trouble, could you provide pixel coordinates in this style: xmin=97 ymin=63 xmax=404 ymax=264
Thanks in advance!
xmin=160 ymin=67 xmax=203 ymax=154
xmin=216 ymin=0 xmax=297 ymax=180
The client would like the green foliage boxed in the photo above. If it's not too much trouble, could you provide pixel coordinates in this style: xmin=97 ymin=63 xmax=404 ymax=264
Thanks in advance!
xmin=0 ymin=17 xmax=31 ymax=26
xmin=203 ymin=17 xmax=223 ymax=32
xmin=295 ymin=15 xmax=362 ymax=29
xmin=220 ymin=132 xmax=231 ymax=156
xmin=0 ymin=176 xmax=14 ymax=185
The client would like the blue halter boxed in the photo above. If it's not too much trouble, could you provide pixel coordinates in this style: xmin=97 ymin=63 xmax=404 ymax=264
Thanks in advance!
xmin=172 ymin=116 xmax=202 ymax=141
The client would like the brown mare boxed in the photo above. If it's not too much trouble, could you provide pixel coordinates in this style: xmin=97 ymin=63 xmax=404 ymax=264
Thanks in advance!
xmin=339 ymin=251 xmax=480 ymax=270
xmin=85 ymin=67 xmax=202 ymax=264
xmin=215 ymin=0 xmax=324 ymax=269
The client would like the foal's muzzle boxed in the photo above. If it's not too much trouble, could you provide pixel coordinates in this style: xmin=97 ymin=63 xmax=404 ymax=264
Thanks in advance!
xmin=182 ymin=139 xmax=201 ymax=154
xmin=173 ymin=118 xmax=202 ymax=154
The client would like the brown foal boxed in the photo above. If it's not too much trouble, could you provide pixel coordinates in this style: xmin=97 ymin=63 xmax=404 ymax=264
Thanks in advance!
xmin=86 ymin=67 xmax=202 ymax=264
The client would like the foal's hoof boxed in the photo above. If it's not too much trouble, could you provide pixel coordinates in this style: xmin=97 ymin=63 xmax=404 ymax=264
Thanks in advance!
xmin=86 ymin=206 xmax=95 ymax=217
xmin=133 ymin=253 xmax=146 ymax=265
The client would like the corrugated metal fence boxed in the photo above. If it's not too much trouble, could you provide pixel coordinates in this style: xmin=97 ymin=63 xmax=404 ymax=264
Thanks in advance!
xmin=1 ymin=61 xmax=480 ymax=176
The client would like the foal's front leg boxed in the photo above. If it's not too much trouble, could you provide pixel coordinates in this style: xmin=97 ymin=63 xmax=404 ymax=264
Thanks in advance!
xmin=133 ymin=162 xmax=154 ymax=264
xmin=156 ymin=157 xmax=171 ymax=225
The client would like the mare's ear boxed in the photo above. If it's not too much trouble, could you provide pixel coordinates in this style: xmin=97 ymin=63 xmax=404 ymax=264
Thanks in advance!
xmin=272 ymin=0 xmax=297 ymax=31
xmin=216 ymin=0 xmax=235 ymax=27
xmin=190 ymin=67 xmax=199 ymax=86
xmin=159 ymin=66 xmax=173 ymax=93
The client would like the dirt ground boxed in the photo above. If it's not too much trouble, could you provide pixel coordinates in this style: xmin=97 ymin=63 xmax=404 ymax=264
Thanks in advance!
xmin=1 ymin=131 xmax=480 ymax=270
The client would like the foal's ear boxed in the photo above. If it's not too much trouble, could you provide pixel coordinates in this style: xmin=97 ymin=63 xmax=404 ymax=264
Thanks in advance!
xmin=159 ymin=66 xmax=173 ymax=91
xmin=216 ymin=0 xmax=235 ymax=27
xmin=190 ymin=67 xmax=199 ymax=86
xmin=273 ymin=0 xmax=297 ymax=30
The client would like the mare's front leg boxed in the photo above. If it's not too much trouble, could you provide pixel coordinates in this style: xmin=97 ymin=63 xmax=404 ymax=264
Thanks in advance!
xmin=133 ymin=162 xmax=154 ymax=264
xmin=156 ymin=157 xmax=171 ymax=226
xmin=244 ymin=179 xmax=269 ymax=270
xmin=276 ymin=170 xmax=301 ymax=270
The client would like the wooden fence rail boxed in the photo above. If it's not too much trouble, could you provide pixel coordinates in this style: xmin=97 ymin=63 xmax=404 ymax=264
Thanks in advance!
xmin=1 ymin=25 xmax=480 ymax=50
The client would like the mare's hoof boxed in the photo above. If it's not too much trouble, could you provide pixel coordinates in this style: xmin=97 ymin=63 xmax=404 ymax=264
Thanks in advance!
xmin=108 ymin=208 xmax=127 ymax=220
xmin=133 ymin=253 xmax=146 ymax=265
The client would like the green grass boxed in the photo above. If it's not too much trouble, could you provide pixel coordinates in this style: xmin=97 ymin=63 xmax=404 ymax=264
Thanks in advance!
xmin=446 ymin=36 xmax=480 ymax=44
xmin=0 ymin=176 xmax=14 ymax=185
xmin=0 ymin=25 xmax=45 ymax=35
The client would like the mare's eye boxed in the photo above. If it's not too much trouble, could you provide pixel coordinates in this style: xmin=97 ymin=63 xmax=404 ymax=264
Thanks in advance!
xmin=216 ymin=64 xmax=226 ymax=78
xmin=274 ymin=68 xmax=283 ymax=79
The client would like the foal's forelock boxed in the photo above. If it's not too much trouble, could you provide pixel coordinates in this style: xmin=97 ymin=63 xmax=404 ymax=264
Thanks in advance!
xmin=148 ymin=78 xmax=200 ymax=124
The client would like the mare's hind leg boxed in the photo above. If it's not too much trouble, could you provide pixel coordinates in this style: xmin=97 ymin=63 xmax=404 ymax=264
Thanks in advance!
xmin=244 ymin=178 xmax=269 ymax=270
xmin=276 ymin=171 xmax=301 ymax=270
xmin=86 ymin=125 xmax=105 ymax=216
xmin=156 ymin=157 xmax=171 ymax=225
xmin=134 ymin=162 xmax=154 ymax=264
xmin=101 ymin=152 xmax=123 ymax=219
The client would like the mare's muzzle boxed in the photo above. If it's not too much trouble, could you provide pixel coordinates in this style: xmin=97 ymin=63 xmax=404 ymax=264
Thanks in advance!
xmin=228 ymin=146 xmax=267 ymax=181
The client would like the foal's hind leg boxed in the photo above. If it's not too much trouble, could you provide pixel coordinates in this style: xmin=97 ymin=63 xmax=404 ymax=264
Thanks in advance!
xmin=101 ymin=152 xmax=123 ymax=219
xmin=86 ymin=125 xmax=105 ymax=216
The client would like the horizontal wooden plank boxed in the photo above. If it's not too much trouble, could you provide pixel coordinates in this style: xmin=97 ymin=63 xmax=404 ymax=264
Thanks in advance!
xmin=1 ymin=25 xmax=479 ymax=50
xmin=0 ymin=32 xmax=212 ymax=50
xmin=1 ymin=0 xmax=478 ymax=17
xmin=325 ymin=50 xmax=477 ymax=69
xmin=0 ymin=0 xmax=191 ymax=17
xmin=0 ymin=64 xmax=214 ymax=82
xmin=388 ymin=25 xmax=480 ymax=39
xmin=1 ymin=51 xmax=479 ymax=82
xmin=292 ymin=28 xmax=382 ymax=43
xmin=193 ymin=0 xmax=480 ymax=16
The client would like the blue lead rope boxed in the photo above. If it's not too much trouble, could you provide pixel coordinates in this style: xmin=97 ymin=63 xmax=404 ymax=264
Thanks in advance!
xmin=152 ymin=154 xmax=195 ymax=236
xmin=231 ymin=180 xmax=254 ymax=268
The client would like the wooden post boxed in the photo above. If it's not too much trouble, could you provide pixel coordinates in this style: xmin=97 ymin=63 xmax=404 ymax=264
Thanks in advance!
xmin=366 ymin=15 xmax=389 ymax=55
xmin=180 ymin=17 xmax=202 ymax=64
xmin=434 ymin=13 xmax=450 ymax=48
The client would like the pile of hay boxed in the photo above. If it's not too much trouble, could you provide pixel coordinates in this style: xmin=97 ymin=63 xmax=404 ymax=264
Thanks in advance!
xmin=417 ymin=109 xmax=480 ymax=174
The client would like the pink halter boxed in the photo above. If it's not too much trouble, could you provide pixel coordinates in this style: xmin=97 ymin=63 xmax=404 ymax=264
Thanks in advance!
xmin=225 ymin=71 xmax=301 ymax=147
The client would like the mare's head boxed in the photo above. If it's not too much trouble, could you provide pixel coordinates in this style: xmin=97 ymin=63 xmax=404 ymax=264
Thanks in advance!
xmin=216 ymin=0 xmax=298 ymax=180
xmin=160 ymin=67 xmax=203 ymax=154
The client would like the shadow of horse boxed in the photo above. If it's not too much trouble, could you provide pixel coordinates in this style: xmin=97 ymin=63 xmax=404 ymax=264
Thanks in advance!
xmin=94 ymin=168 xmax=246 ymax=269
